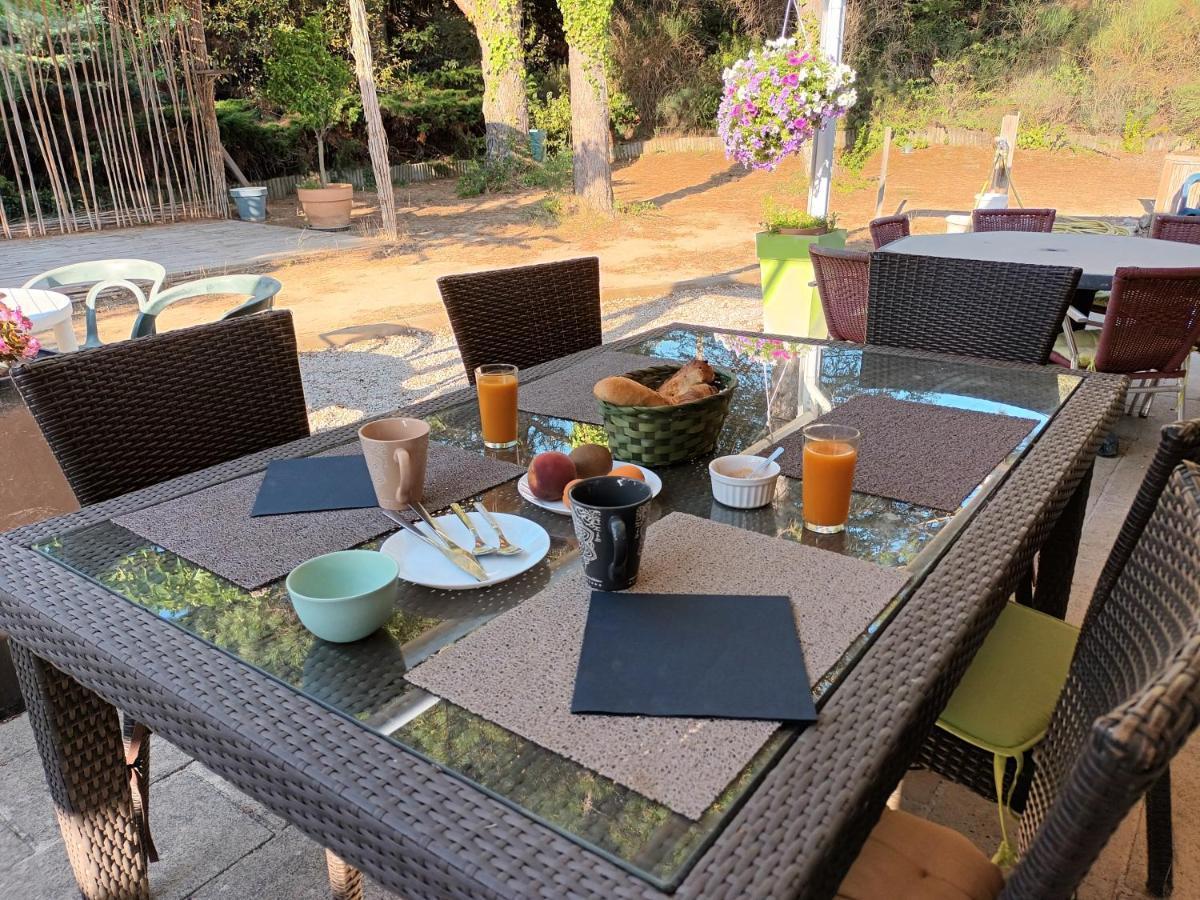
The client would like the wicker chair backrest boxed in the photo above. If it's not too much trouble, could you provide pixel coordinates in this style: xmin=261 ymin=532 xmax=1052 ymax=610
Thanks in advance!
xmin=866 ymin=252 xmax=1080 ymax=364
xmin=12 ymin=310 xmax=309 ymax=507
xmin=437 ymin=257 xmax=602 ymax=384
xmin=971 ymin=208 xmax=1057 ymax=233
xmin=1151 ymin=214 xmax=1200 ymax=245
xmin=810 ymin=246 xmax=870 ymax=343
xmin=1093 ymin=266 xmax=1200 ymax=375
xmin=1006 ymin=463 xmax=1200 ymax=898
xmin=868 ymin=215 xmax=910 ymax=249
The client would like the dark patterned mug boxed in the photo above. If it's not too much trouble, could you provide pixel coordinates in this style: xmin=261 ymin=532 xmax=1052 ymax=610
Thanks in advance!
xmin=568 ymin=477 xmax=653 ymax=591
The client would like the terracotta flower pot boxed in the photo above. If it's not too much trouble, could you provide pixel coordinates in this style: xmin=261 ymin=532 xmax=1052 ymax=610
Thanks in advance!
xmin=296 ymin=183 xmax=353 ymax=230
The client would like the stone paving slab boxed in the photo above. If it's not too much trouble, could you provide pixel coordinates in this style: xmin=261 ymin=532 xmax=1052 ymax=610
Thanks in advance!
xmin=0 ymin=220 xmax=367 ymax=286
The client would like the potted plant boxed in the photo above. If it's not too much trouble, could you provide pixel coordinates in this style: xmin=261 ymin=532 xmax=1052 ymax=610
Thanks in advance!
xmin=755 ymin=199 xmax=846 ymax=338
xmin=264 ymin=17 xmax=358 ymax=230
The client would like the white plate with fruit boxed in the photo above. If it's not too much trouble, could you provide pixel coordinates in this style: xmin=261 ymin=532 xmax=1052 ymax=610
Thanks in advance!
xmin=517 ymin=444 xmax=662 ymax=515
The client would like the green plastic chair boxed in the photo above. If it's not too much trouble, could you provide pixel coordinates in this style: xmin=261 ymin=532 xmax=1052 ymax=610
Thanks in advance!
xmin=129 ymin=274 xmax=282 ymax=339
xmin=22 ymin=259 xmax=166 ymax=349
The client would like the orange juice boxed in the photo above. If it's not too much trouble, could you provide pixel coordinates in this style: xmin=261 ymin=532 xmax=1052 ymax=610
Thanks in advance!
xmin=801 ymin=424 xmax=860 ymax=533
xmin=476 ymin=364 xmax=518 ymax=448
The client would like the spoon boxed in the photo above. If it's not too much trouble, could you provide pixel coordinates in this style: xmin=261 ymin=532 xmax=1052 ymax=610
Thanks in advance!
xmin=752 ymin=446 xmax=784 ymax=476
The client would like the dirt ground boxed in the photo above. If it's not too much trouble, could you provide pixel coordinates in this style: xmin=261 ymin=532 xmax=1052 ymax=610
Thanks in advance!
xmin=94 ymin=144 xmax=1166 ymax=351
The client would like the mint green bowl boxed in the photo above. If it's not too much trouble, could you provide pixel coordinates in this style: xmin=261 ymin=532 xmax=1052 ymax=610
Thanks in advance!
xmin=286 ymin=550 xmax=399 ymax=643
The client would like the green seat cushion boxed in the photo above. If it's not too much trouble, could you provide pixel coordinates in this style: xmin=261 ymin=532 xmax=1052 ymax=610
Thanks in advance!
xmin=1052 ymin=328 xmax=1099 ymax=369
xmin=937 ymin=603 xmax=1079 ymax=754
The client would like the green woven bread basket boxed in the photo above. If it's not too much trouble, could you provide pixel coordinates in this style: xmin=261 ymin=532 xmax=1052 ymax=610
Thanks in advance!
xmin=596 ymin=364 xmax=738 ymax=466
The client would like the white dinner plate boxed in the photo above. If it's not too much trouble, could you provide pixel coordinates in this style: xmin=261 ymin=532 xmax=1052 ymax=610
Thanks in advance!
xmin=516 ymin=461 xmax=662 ymax=516
xmin=379 ymin=512 xmax=550 ymax=590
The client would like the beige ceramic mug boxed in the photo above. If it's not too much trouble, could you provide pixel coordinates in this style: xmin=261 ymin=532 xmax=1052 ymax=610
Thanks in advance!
xmin=358 ymin=417 xmax=430 ymax=509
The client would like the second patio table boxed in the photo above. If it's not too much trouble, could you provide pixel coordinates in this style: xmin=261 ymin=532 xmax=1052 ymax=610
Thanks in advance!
xmin=882 ymin=231 xmax=1200 ymax=291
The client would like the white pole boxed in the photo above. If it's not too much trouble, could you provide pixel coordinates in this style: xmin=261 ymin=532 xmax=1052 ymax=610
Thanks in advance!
xmin=807 ymin=0 xmax=847 ymax=218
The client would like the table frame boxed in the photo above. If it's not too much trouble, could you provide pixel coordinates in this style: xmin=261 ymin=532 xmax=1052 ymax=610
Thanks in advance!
xmin=0 ymin=324 xmax=1125 ymax=899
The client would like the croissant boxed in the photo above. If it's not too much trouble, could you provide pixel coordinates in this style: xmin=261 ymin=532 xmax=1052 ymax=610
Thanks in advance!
xmin=672 ymin=383 xmax=717 ymax=404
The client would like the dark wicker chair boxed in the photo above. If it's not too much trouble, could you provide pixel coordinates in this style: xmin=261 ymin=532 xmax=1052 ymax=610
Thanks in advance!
xmin=437 ymin=257 xmax=602 ymax=383
xmin=811 ymin=246 xmax=870 ymax=343
xmin=868 ymin=214 xmax=910 ymax=249
xmin=1150 ymin=213 xmax=1200 ymax=245
xmin=12 ymin=310 xmax=310 ymax=506
xmin=845 ymin=463 xmax=1200 ymax=899
xmin=10 ymin=310 xmax=309 ymax=866
xmin=865 ymin=252 xmax=1080 ymax=364
xmin=1006 ymin=462 xmax=1200 ymax=898
xmin=971 ymin=207 xmax=1057 ymax=233
xmin=917 ymin=418 xmax=1200 ymax=893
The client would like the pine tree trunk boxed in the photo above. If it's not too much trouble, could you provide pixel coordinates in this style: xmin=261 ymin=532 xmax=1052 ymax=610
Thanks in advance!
xmin=347 ymin=0 xmax=398 ymax=239
xmin=568 ymin=45 xmax=613 ymax=213
xmin=454 ymin=0 xmax=529 ymax=159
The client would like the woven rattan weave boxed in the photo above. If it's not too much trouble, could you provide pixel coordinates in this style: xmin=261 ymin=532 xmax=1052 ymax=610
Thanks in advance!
xmin=11 ymin=310 xmax=310 ymax=507
xmin=1150 ymin=214 xmax=1200 ymax=245
xmin=810 ymin=246 xmax=870 ymax=344
xmin=866 ymin=252 xmax=1080 ymax=365
xmin=437 ymin=257 xmax=602 ymax=384
xmin=0 ymin=324 xmax=1124 ymax=900
xmin=971 ymin=208 xmax=1057 ymax=234
xmin=597 ymin=363 xmax=736 ymax=466
xmin=868 ymin=215 xmax=910 ymax=249
xmin=1004 ymin=463 xmax=1200 ymax=899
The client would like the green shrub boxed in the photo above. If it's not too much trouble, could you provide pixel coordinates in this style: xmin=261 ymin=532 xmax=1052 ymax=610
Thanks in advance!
xmin=263 ymin=17 xmax=357 ymax=185
xmin=216 ymin=99 xmax=306 ymax=180
xmin=522 ymin=152 xmax=574 ymax=191
xmin=761 ymin=198 xmax=837 ymax=234
xmin=530 ymin=91 xmax=572 ymax=154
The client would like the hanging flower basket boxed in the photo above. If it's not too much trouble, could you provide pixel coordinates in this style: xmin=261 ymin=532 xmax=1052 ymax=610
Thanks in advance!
xmin=717 ymin=37 xmax=857 ymax=171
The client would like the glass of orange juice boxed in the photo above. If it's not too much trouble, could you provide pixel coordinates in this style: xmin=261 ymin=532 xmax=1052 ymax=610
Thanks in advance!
xmin=475 ymin=364 xmax=519 ymax=449
xmin=801 ymin=423 xmax=859 ymax=533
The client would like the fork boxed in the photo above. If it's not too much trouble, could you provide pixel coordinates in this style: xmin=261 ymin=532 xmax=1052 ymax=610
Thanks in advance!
xmin=449 ymin=502 xmax=497 ymax=556
xmin=472 ymin=502 xmax=524 ymax=555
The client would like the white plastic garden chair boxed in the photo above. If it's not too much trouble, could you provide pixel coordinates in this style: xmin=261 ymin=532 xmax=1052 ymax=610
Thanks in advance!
xmin=22 ymin=259 xmax=167 ymax=348
xmin=129 ymin=274 xmax=282 ymax=338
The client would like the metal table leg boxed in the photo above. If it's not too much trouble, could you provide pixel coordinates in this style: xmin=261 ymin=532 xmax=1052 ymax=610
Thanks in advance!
xmin=10 ymin=643 xmax=149 ymax=900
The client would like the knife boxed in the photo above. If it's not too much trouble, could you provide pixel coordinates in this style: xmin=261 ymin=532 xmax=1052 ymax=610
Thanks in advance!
xmin=381 ymin=510 xmax=488 ymax=582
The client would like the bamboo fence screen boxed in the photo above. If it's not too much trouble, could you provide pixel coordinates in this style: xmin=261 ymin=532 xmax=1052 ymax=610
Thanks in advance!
xmin=0 ymin=0 xmax=226 ymax=239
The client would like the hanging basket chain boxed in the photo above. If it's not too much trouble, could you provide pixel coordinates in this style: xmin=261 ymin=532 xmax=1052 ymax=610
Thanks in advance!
xmin=779 ymin=0 xmax=812 ymax=47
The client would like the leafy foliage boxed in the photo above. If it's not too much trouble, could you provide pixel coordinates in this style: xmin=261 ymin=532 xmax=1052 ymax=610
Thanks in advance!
xmin=264 ymin=17 xmax=357 ymax=139
xmin=761 ymin=196 xmax=837 ymax=233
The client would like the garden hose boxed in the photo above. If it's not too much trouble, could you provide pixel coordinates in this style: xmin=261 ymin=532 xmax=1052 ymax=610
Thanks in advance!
xmin=1052 ymin=217 xmax=1132 ymax=236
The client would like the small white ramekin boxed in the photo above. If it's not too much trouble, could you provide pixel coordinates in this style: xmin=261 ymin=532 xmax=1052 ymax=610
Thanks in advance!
xmin=708 ymin=454 xmax=781 ymax=509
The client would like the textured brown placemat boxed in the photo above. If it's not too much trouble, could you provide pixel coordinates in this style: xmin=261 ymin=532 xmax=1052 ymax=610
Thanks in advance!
xmin=770 ymin=394 xmax=1037 ymax=512
xmin=517 ymin=350 xmax=666 ymax=425
xmin=406 ymin=511 xmax=907 ymax=820
xmin=114 ymin=443 xmax=523 ymax=589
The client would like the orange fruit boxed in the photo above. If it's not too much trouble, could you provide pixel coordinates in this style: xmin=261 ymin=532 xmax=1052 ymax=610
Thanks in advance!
xmin=561 ymin=478 xmax=584 ymax=508
xmin=610 ymin=464 xmax=645 ymax=481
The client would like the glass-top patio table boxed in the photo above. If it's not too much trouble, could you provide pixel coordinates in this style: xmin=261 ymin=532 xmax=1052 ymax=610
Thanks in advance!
xmin=0 ymin=323 xmax=1125 ymax=899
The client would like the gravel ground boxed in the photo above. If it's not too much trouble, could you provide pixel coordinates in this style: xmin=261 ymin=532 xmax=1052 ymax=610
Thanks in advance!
xmin=301 ymin=284 xmax=763 ymax=431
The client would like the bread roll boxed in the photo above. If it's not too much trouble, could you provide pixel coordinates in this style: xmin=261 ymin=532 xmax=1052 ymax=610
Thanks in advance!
xmin=671 ymin=383 xmax=717 ymax=404
xmin=658 ymin=359 xmax=716 ymax=403
xmin=594 ymin=376 xmax=670 ymax=407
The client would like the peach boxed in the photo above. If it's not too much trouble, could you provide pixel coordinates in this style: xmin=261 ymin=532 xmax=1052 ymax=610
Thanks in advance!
xmin=527 ymin=451 xmax=577 ymax=500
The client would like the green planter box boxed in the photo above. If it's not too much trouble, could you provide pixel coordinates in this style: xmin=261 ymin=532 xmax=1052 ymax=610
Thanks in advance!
xmin=756 ymin=228 xmax=847 ymax=338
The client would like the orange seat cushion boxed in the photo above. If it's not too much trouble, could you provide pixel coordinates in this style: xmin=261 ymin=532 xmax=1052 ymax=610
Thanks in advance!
xmin=836 ymin=809 xmax=1004 ymax=900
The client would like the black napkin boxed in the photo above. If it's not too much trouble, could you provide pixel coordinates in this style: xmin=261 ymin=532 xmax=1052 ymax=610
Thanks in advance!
xmin=572 ymin=592 xmax=817 ymax=723
xmin=250 ymin=456 xmax=378 ymax=517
